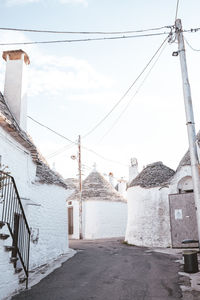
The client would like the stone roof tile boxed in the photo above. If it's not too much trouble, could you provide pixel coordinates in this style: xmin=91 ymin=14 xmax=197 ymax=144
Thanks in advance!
xmin=128 ymin=161 xmax=175 ymax=188
xmin=0 ymin=92 xmax=68 ymax=189
xmin=68 ymin=171 xmax=126 ymax=203
xmin=177 ymin=131 xmax=200 ymax=170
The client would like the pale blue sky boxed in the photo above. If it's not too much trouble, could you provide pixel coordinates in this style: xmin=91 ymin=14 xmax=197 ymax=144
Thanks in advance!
xmin=0 ymin=0 xmax=200 ymax=180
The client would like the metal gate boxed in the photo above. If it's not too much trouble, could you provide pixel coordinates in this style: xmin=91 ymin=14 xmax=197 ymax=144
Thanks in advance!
xmin=169 ymin=193 xmax=198 ymax=248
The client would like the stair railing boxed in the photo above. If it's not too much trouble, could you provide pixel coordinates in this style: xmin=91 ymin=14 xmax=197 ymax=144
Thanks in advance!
xmin=0 ymin=170 xmax=30 ymax=288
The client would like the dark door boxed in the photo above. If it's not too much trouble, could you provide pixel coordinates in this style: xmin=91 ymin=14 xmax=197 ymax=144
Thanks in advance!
xmin=68 ymin=207 xmax=73 ymax=235
xmin=169 ymin=193 xmax=198 ymax=248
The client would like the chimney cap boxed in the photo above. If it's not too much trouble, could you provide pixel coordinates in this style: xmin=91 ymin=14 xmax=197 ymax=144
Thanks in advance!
xmin=2 ymin=49 xmax=30 ymax=65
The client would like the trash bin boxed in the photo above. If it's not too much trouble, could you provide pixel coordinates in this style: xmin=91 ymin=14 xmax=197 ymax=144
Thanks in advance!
xmin=183 ymin=250 xmax=199 ymax=273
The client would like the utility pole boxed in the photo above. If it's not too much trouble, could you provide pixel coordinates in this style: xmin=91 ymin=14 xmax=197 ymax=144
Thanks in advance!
xmin=175 ymin=19 xmax=200 ymax=246
xmin=78 ymin=135 xmax=83 ymax=239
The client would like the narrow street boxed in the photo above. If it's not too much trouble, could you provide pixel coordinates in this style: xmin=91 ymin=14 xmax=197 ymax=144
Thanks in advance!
xmin=12 ymin=239 xmax=183 ymax=300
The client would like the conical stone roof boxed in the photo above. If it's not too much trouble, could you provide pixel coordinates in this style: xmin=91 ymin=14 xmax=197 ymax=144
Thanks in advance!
xmin=0 ymin=92 xmax=68 ymax=188
xmin=64 ymin=178 xmax=79 ymax=190
xmin=68 ymin=171 xmax=126 ymax=202
xmin=177 ymin=131 xmax=200 ymax=170
xmin=128 ymin=161 xmax=175 ymax=188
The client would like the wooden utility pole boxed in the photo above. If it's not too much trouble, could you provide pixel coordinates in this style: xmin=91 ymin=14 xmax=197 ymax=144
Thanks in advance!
xmin=175 ymin=19 xmax=200 ymax=246
xmin=78 ymin=135 xmax=83 ymax=239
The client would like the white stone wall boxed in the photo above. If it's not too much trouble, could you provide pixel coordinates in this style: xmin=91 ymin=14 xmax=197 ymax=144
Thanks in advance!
xmin=83 ymin=200 xmax=127 ymax=239
xmin=0 ymin=225 xmax=19 ymax=300
xmin=0 ymin=127 xmax=70 ymax=299
xmin=0 ymin=126 xmax=36 ymax=201
xmin=27 ymin=183 xmax=70 ymax=269
xmin=125 ymin=186 xmax=171 ymax=247
xmin=169 ymin=165 xmax=192 ymax=194
xmin=68 ymin=200 xmax=127 ymax=240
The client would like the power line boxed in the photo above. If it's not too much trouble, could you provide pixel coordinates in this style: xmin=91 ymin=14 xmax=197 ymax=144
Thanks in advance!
xmin=184 ymin=27 xmax=200 ymax=33
xmin=185 ymin=38 xmax=200 ymax=52
xmin=81 ymin=145 xmax=128 ymax=167
xmin=82 ymin=34 xmax=170 ymax=139
xmin=82 ymin=163 xmax=92 ymax=170
xmin=28 ymin=116 xmax=77 ymax=145
xmin=97 ymin=38 xmax=168 ymax=143
xmin=0 ymin=31 xmax=170 ymax=46
xmin=0 ymin=25 xmax=171 ymax=35
xmin=47 ymin=143 xmax=76 ymax=159
xmin=28 ymin=115 xmax=127 ymax=166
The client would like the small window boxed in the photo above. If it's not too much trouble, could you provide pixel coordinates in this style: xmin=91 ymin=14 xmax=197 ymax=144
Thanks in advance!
xmin=177 ymin=176 xmax=193 ymax=194
xmin=185 ymin=189 xmax=193 ymax=193
xmin=68 ymin=201 xmax=72 ymax=205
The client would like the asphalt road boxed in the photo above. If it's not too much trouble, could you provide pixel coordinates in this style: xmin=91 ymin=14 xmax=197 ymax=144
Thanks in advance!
xmin=12 ymin=239 xmax=182 ymax=300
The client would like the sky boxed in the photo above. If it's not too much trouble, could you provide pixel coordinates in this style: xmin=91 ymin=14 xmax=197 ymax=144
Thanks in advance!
xmin=0 ymin=0 xmax=200 ymax=182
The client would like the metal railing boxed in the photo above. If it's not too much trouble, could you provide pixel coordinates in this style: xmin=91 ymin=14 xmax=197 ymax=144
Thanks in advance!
xmin=0 ymin=171 xmax=30 ymax=287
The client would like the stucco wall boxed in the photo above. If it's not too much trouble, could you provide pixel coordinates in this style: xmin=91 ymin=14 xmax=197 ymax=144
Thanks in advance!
xmin=27 ymin=183 xmax=70 ymax=269
xmin=83 ymin=200 xmax=127 ymax=239
xmin=0 ymin=225 xmax=19 ymax=300
xmin=0 ymin=127 xmax=70 ymax=299
xmin=68 ymin=200 xmax=127 ymax=240
xmin=0 ymin=126 xmax=36 ymax=201
xmin=125 ymin=186 xmax=171 ymax=247
xmin=169 ymin=165 xmax=192 ymax=194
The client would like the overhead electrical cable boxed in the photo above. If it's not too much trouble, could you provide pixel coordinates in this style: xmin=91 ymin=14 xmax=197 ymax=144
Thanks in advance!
xmin=0 ymin=32 xmax=170 ymax=46
xmin=0 ymin=25 xmax=172 ymax=35
xmin=97 ymin=38 xmax=168 ymax=143
xmin=28 ymin=115 xmax=77 ymax=145
xmin=28 ymin=115 xmax=127 ymax=166
xmin=81 ymin=145 xmax=128 ymax=167
xmin=185 ymin=38 xmax=200 ymax=52
xmin=82 ymin=34 xmax=170 ymax=139
xmin=47 ymin=143 xmax=76 ymax=159
xmin=184 ymin=27 xmax=200 ymax=33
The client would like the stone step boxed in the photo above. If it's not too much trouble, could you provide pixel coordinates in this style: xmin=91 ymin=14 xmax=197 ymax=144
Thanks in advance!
xmin=0 ymin=233 xmax=9 ymax=240
xmin=19 ymin=277 xmax=27 ymax=284
xmin=10 ymin=257 xmax=18 ymax=263
xmin=15 ymin=267 xmax=23 ymax=274
xmin=0 ymin=221 xmax=5 ymax=229
xmin=4 ymin=245 xmax=16 ymax=252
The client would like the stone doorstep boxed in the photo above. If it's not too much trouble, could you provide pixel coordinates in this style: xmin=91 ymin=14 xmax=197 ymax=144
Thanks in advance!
xmin=0 ymin=233 xmax=9 ymax=240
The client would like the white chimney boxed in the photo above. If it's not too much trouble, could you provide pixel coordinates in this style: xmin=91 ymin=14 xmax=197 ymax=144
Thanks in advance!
xmin=3 ymin=49 xmax=30 ymax=131
xmin=129 ymin=158 xmax=139 ymax=183
xmin=92 ymin=162 xmax=97 ymax=172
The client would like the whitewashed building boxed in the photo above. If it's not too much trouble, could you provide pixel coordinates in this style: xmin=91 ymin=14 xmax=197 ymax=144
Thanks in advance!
xmin=168 ymin=139 xmax=200 ymax=248
xmin=125 ymin=161 xmax=175 ymax=247
xmin=170 ymin=148 xmax=194 ymax=195
xmin=0 ymin=50 xmax=71 ymax=299
xmin=68 ymin=169 xmax=127 ymax=239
